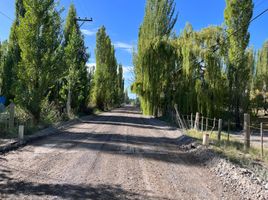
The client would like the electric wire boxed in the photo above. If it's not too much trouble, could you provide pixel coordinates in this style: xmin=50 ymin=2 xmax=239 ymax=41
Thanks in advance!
xmin=0 ymin=10 xmax=13 ymax=21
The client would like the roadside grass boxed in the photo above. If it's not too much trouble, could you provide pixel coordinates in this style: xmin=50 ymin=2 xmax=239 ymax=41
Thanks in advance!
xmin=92 ymin=107 xmax=102 ymax=115
xmin=0 ymin=126 xmax=40 ymax=139
xmin=1 ymin=106 xmax=103 ymax=140
xmin=186 ymin=129 xmax=268 ymax=166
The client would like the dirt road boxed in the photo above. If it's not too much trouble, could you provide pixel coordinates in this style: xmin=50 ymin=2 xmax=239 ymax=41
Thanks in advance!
xmin=0 ymin=106 xmax=239 ymax=200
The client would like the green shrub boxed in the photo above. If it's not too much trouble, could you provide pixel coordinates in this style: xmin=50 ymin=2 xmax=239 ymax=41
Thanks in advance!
xmin=40 ymin=99 xmax=61 ymax=125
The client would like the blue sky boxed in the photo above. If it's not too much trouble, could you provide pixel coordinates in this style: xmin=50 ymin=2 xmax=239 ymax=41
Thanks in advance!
xmin=1 ymin=0 xmax=268 ymax=99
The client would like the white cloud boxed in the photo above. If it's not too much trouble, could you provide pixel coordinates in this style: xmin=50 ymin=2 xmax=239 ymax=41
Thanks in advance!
xmin=81 ymin=29 xmax=97 ymax=36
xmin=113 ymin=42 xmax=134 ymax=54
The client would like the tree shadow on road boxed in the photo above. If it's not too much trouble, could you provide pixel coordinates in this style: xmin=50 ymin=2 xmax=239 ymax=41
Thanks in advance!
xmin=75 ymin=112 xmax=176 ymax=131
xmin=110 ymin=106 xmax=142 ymax=114
xmin=0 ymin=169 xmax=169 ymax=200
xmin=30 ymin=131 xmax=204 ymax=166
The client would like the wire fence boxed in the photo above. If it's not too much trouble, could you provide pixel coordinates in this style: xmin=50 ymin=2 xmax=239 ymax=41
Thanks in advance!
xmin=172 ymin=105 xmax=267 ymax=159
xmin=0 ymin=103 xmax=34 ymax=138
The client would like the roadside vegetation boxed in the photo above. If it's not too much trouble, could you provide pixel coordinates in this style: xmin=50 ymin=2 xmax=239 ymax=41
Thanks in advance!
xmin=0 ymin=0 xmax=126 ymax=136
xmin=186 ymin=129 xmax=268 ymax=166
xmin=132 ymin=0 xmax=268 ymax=130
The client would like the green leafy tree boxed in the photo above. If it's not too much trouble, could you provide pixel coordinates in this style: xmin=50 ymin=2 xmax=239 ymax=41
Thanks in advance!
xmin=62 ymin=4 xmax=89 ymax=117
xmin=92 ymin=26 xmax=118 ymax=110
xmin=133 ymin=0 xmax=178 ymax=116
xmin=174 ymin=23 xmax=198 ymax=115
xmin=252 ymin=41 xmax=268 ymax=114
xmin=195 ymin=26 xmax=227 ymax=118
xmin=117 ymin=64 xmax=124 ymax=105
xmin=255 ymin=41 xmax=268 ymax=91
xmin=1 ymin=0 xmax=25 ymax=102
xmin=124 ymin=89 xmax=130 ymax=104
xmin=224 ymin=0 xmax=253 ymax=127
xmin=16 ymin=0 xmax=62 ymax=122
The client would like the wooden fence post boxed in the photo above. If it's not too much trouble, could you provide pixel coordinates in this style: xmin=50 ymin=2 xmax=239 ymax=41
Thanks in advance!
xmin=218 ymin=119 xmax=222 ymax=141
xmin=213 ymin=118 xmax=216 ymax=129
xmin=18 ymin=125 xmax=24 ymax=141
xmin=9 ymin=102 xmax=15 ymax=129
xmin=260 ymin=123 xmax=264 ymax=159
xmin=194 ymin=112 xmax=200 ymax=130
xmin=244 ymin=113 xmax=250 ymax=152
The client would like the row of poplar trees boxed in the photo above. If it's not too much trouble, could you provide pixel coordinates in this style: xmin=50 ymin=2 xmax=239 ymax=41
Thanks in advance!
xmin=132 ymin=0 xmax=267 ymax=128
xmin=92 ymin=26 xmax=125 ymax=111
xmin=0 ymin=0 xmax=124 ymax=124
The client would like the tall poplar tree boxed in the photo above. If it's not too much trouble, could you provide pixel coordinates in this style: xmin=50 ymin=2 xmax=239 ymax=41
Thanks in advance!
xmin=92 ymin=26 xmax=118 ymax=110
xmin=255 ymin=41 xmax=268 ymax=91
xmin=224 ymin=0 xmax=253 ymax=127
xmin=63 ymin=4 xmax=89 ymax=117
xmin=252 ymin=41 xmax=268 ymax=113
xmin=117 ymin=64 xmax=125 ymax=105
xmin=16 ymin=0 xmax=62 ymax=122
xmin=2 ymin=0 xmax=25 ymax=102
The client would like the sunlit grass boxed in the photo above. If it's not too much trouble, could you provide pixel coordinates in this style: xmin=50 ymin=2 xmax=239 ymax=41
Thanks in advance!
xmin=186 ymin=129 xmax=268 ymax=165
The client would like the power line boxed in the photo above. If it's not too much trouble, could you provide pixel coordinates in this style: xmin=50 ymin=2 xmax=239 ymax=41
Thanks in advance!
xmin=170 ymin=6 xmax=268 ymax=86
xmin=250 ymin=7 xmax=268 ymax=23
xmin=194 ymin=7 xmax=268 ymax=71
xmin=0 ymin=10 xmax=13 ymax=21
xmin=213 ymin=7 xmax=268 ymax=55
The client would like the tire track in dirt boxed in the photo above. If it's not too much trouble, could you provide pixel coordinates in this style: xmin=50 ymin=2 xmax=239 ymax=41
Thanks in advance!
xmin=0 ymin=115 xmax=113 ymax=184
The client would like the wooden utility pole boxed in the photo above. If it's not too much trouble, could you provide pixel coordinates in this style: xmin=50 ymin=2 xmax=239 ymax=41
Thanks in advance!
xmin=75 ymin=17 xmax=93 ymax=28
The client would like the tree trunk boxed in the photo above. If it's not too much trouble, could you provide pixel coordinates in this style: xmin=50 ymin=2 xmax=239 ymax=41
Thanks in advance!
xmin=67 ymin=85 xmax=72 ymax=118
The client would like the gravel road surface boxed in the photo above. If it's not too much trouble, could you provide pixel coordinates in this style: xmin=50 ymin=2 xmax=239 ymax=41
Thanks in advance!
xmin=0 ymin=106 xmax=239 ymax=199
